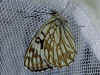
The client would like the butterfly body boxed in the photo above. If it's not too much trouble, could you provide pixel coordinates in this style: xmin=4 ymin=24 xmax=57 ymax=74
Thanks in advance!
xmin=24 ymin=11 xmax=76 ymax=71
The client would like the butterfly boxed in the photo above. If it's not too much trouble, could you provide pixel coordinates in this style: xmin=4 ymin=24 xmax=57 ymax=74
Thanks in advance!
xmin=24 ymin=10 xmax=76 ymax=72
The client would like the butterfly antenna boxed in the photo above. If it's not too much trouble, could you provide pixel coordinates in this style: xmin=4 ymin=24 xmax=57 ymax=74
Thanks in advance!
xmin=24 ymin=10 xmax=55 ymax=18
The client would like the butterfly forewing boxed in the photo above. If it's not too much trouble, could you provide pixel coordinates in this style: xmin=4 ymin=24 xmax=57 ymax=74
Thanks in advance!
xmin=24 ymin=11 xmax=76 ymax=71
xmin=43 ymin=18 xmax=76 ymax=67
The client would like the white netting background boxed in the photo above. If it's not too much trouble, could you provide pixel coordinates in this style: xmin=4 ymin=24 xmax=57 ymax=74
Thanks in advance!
xmin=0 ymin=0 xmax=100 ymax=75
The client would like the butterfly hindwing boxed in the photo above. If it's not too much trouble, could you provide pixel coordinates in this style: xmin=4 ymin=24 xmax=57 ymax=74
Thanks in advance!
xmin=24 ymin=19 xmax=54 ymax=71
xmin=24 ymin=43 xmax=52 ymax=71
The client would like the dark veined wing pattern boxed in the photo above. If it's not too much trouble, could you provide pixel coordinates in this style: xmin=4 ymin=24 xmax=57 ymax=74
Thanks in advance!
xmin=24 ymin=12 xmax=76 ymax=72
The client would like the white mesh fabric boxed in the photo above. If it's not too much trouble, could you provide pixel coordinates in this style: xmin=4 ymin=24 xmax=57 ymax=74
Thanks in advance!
xmin=0 ymin=0 xmax=100 ymax=75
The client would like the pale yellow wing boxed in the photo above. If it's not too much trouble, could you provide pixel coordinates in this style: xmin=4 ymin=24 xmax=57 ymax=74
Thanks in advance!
xmin=24 ymin=44 xmax=52 ymax=71
xmin=24 ymin=18 xmax=54 ymax=71
xmin=24 ymin=12 xmax=76 ymax=71
xmin=43 ymin=19 xmax=76 ymax=68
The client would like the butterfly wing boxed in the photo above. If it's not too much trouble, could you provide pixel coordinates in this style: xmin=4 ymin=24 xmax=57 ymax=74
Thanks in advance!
xmin=24 ymin=44 xmax=52 ymax=71
xmin=43 ymin=19 xmax=76 ymax=68
xmin=24 ymin=14 xmax=76 ymax=71
xmin=24 ymin=19 xmax=54 ymax=71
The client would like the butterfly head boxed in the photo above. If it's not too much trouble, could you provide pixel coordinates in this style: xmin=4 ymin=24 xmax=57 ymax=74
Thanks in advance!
xmin=49 ymin=10 xmax=68 ymax=23
xmin=49 ymin=10 xmax=60 ymax=17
